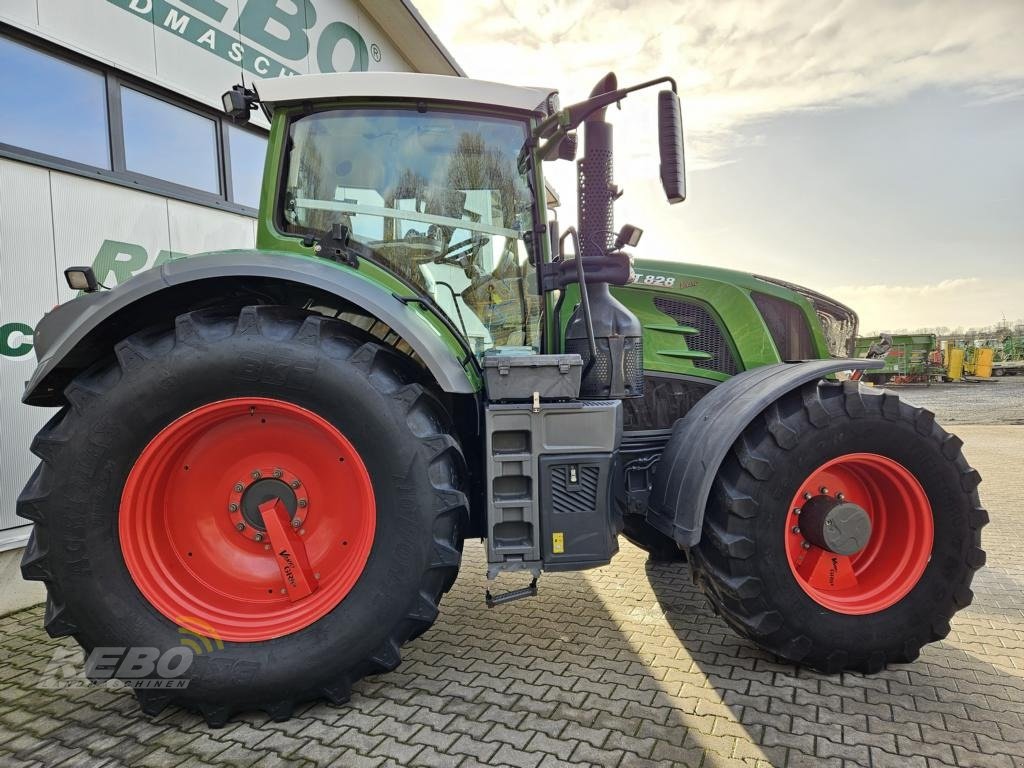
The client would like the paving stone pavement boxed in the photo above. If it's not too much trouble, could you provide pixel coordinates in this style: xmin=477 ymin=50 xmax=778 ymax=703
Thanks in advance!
xmin=0 ymin=424 xmax=1021 ymax=767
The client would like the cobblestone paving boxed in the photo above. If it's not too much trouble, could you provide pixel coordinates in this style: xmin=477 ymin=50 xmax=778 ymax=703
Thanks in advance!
xmin=1 ymin=425 xmax=1021 ymax=767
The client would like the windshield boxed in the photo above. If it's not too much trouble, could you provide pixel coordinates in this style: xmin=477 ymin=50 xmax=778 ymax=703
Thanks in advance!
xmin=281 ymin=107 xmax=541 ymax=354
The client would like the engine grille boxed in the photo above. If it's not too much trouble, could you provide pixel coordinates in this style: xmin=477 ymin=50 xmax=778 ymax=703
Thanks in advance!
xmin=652 ymin=297 xmax=739 ymax=375
xmin=750 ymin=292 xmax=815 ymax=360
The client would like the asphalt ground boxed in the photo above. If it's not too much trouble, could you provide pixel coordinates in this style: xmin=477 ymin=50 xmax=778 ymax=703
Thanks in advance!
xmin=0 ymin=419 xmax=1021 ymax=766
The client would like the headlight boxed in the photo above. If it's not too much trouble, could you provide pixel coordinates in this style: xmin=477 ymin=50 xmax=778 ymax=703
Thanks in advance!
xmin=816 ymin=309 xmax=858 ymax=358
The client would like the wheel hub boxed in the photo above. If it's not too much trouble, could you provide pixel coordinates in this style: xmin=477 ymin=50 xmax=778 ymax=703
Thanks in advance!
xmin=241 ymin=478 xmax=297 ymax=530
xmin=800 ymin=494 xmax=872 ymax=555
xmin=228 ymin=467 xmax=308 ymax=542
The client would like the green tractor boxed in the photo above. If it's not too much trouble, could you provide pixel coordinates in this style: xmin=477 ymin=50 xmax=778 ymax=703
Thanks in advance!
xmin=19 ymin=71 xmax=986 ymax=725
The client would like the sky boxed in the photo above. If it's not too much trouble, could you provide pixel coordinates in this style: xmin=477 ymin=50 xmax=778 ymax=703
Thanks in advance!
xmin=414 ymin=0 xmax=1024 ymax=334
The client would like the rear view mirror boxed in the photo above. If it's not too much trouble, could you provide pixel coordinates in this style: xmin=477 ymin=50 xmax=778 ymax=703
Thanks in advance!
xmin=658 ymin=90 xmax=686 ymax=203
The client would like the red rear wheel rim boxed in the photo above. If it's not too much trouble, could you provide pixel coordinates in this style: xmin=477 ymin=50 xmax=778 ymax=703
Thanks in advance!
xmin=785 ymin=452 xmax=933 ymax=615
xmin=120 ymin=397 xmax=375 ymax=641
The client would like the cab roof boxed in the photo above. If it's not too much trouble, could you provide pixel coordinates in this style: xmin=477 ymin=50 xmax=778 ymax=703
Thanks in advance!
xmin=257 ymin=72 xmax=558 ymax=115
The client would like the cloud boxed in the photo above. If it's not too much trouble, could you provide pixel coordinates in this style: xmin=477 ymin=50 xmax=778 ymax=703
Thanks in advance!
xmin=833 ymin=278 xmax=980 ymax=297
xmin=416 ymin=0 xmax=1024 ymax=166
xmin=829 ymin=278 xmax=1024 ymax=333
xmin=414 ymin=1 xmax=1024 ymax=332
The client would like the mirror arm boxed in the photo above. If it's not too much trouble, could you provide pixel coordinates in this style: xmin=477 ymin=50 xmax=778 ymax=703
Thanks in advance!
xmin=558 ymin=227 xmax=599 ymax=367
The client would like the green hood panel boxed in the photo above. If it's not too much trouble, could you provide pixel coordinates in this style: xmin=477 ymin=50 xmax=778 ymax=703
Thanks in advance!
xmin=610 ymin=259 xmax=833 ymax=380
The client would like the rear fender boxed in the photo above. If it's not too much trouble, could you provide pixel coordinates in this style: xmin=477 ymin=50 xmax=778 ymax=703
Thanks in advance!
xmin=647 ymin=359 xmax=884 ymax=547
xmin=24 ymin=250 xmax=477 ymax=405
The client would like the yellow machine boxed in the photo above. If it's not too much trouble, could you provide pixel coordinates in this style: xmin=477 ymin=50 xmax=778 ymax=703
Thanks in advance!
xmin=947 ymin=346 xmax=965 ymax=380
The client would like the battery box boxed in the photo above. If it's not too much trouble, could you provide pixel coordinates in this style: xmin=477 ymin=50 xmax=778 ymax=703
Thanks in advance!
xmin=485 ymin=399 xmax=622 ymax=578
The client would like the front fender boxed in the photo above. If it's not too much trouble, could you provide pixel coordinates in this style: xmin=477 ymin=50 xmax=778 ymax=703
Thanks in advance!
xmin=25 ymin=250 xmax=477 ymax=405
xmin=646 ymin=358 xmax=884 ymax=547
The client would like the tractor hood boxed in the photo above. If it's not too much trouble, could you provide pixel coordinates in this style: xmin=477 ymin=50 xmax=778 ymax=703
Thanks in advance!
xmin=628 ymin=257 xmax=859 ymax=359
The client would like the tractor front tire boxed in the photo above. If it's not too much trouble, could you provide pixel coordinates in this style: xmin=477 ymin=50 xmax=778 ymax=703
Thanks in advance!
xmin=690 ymin=380 xmax=986 ymax=673
xmin=19 ymin=306 xmax=467 ymax=724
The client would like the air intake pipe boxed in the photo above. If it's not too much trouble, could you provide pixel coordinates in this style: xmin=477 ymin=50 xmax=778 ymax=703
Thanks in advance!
xmin=564 ymin=73 xmax=644 ymax=399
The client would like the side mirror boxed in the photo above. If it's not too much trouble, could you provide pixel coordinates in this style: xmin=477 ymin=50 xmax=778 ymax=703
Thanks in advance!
xmin=658 ymin=90 xmax=686 ymax=203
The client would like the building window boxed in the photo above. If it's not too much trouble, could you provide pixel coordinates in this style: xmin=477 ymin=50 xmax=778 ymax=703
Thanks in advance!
xmin=0 ymin=30 xmax=268 ymax=215
xmin=0 ymin=36 xmax=110 ymax=168
xmin=227 ymin=125 xmax=268 ymax=209
xmin=121 ymin=87 xmax=220 ymax=194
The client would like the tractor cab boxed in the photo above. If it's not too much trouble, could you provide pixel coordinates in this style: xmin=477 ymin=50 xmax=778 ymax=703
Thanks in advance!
xmin=248 ymin=73 xmax=558 ymax=357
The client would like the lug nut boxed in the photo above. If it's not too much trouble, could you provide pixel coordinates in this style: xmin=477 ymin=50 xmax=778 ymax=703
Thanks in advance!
xmin=235 ymin=522 xmax=245 ymax=532
xmin=314 ymin=572 xmax=321 ymax=580
xmin=234 ymin=483 xmax=244 ymax=493
xmin=273 ymin=468 xmax=283 ymax=478
xmin=254 ymin=533 xmax=263 ymax=542
xmin=229 ymin=503 xmax=238 ymax=512
xmin=291 ymin=518 xmax=302 ymax=529
xmin=297 ymin=499 xmax=307 ymax=508
xmin=819 ymin=486 xmax=829 ymax=495
xmin=263 ymin=544 xmax=270 ymax=551
xmin=836 ymin=492 xmax=845 ymax=501
xmin=802 ymin=541 xmax=811 ymax=549
xmin=793 ymin=508 xmax=802 ymax=516
xmin=251 ymin=470 xmax=262 ymax=480
xmin=791 ymin=526 xmax=801 ymax=534
xmin=803 ymin=492 xmax=812 ymax=501
xmin=291 ymin=479 xmax=301 ymax=489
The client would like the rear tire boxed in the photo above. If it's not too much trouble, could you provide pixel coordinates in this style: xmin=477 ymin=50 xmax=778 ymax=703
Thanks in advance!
xmin=689 ymin=380 xmax=986 ymax=673
xmin=18 ymin=306 xmax=468 ymax=724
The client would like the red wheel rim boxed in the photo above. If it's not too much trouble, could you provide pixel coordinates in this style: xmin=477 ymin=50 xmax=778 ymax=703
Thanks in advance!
xmin=785 ymin=453 xmax=933 ymax=615
xmin=120 ymin=398 xmax=375 ymax=641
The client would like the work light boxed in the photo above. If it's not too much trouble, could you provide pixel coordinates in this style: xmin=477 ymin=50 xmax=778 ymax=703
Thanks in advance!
xmin=64 ymin=266 xmax=99 ymax=293
xmin=222 ymin=85 xmax=258 ymax=124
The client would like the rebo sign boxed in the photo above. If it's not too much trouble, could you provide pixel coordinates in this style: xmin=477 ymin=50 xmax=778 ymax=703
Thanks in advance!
xmin=109 ymin=0 xmax=371 ymax=77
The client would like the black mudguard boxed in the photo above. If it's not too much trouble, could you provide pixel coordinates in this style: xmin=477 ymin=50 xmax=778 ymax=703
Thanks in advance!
xmin=24 ymin=250 xmax=476 ymax=405
xmin=647 ymin=358 xmax=884 ymax=547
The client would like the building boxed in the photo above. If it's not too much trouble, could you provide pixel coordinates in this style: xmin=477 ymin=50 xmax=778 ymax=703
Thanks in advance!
xmin=0 ymin=0 xmax=461 ymax=611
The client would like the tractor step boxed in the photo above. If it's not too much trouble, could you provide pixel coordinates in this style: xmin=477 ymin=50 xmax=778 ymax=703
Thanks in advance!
xmin=485 ymin=579 xmax=538 ymax=608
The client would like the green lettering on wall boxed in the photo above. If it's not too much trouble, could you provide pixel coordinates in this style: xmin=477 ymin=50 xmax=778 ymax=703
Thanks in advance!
xmin=317 ymin=21 xmax=369 ymax=73
xmin=105 ymin=0 xmax=302 ymax=78
xmin=236 ymin=0 xmax=317 ymax=61
xmin=92 ymin=240 xmax=149 ymax=286
xmin=0 ymin=322 xmax=33 ymax=358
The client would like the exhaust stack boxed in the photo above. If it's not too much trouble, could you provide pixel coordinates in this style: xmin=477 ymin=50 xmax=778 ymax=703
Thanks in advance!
xmin=564 ymin=73 xmax=644 ymax=399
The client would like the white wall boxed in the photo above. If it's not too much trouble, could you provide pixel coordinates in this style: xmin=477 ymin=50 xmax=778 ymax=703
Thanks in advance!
xmin=0 ymin=159 xmax=257 ymax=541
